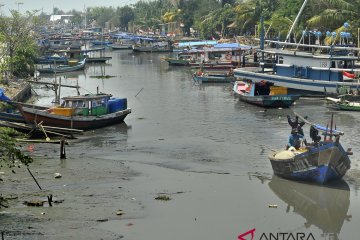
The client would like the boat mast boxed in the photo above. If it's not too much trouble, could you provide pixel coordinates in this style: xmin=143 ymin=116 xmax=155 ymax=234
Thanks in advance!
xmin=284 ymin=0 xmax=310 ymax=43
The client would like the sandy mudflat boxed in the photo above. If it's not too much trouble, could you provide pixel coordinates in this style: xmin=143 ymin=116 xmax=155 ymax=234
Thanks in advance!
xmin=1 ymin=128 xmax=360 ymax=240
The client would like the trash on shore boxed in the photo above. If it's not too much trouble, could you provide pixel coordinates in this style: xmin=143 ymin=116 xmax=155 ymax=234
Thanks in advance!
xmin=24 ymin=199 xmax=46 ymax=207
xmin=116 ymin=209 xmax=124 ymax=215
xmin=54 ymin=173 xmax=62 ymax=178
xmin=96 ymin=219 xmax=109 ymax=222
xmin=268 ymin=204 xmax=278 ymax=208
xmin=90 ymin=75 xmax=116 ymax=79
xmin=155 ymin=195 xmax=171 ymax=201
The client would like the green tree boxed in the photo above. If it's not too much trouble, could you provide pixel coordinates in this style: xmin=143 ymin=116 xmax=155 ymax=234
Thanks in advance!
xmin=196 ymin=3 xmax=236 ymax=38
xmin=117 ymin=6 xmax=135 ymax=31
xmin=0 ymin=127 xmax=33 ymax=208
xmin=87 ymin=7 xmax=116 ymax=27
xmin=0 ymin=11 xmax=39 ymax=79
xmin=69 ymin=9 xmax=84 ymax=28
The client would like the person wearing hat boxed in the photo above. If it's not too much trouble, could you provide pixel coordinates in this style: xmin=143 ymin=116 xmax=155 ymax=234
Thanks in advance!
xmin=287 ymin=128 xmax=304 ymax=150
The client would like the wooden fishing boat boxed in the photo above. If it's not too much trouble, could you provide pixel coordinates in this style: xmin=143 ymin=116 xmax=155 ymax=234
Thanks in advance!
xmin=109 ymin=43 xmax=132 ymax=50
xmin=35 ymin=55 xmax=68 ymax=64
xmin=0 ymin=120 xmax=83 ymax=139
xmin=0 ymin=111 xmax=25 ymax=123
xmin=268 ymin=114 xmax=352 ymax=184
xmin=19 ymin=93 xmax=131 ymax=130
xmin=189 ymin=62 xmax=235 ymax=69
xmin=326 ymin=94 xmax=360 ymax=111
xmin=36 ymin=59 xmax=86 ymax=74
xmin=90 ymin=40 xmax=112 ymax=46
xmin=163 ymin=54 xmax=192 ymax=66
xmin=233 ymin=80 xmax=300 ymax=108
xmin=85 ymin=57 xmax=112 ymax=64
xmin=192 ymin=71 xmax=235 ymax=83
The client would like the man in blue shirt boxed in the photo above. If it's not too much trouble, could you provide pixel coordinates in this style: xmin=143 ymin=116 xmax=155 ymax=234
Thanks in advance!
xmin=287 ymin=128 xmax=304 ymax=150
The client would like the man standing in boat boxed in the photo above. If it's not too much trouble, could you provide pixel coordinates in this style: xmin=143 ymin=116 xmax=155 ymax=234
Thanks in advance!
xmin=287 ymin=115 xmax=305 ymax=136
xmin=287 ymin=128 xmax=304 ymax=150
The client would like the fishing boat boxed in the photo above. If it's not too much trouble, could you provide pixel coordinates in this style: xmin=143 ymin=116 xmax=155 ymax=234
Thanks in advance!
xmin=233 ymin=80 xmax=300 ymax=108
xmin=35 ymin=55 xmax=68 ymax=64
xmin=163 ymin=54 xmax=192 ymax=66
xmin=173 ymin=43 xmax=254 ymax=69
xmin=109 ymin=32 xmax=136 ymax=50
xmin=0 ymin=120 xmax=83 ymax=139
xmin=269 ymin=176 xmax=350 ymax=239
xmin=268 ymin=114 xmax=352 ymax=184
xmin=234 ymin=46 xmax=360 ymax=95
xmin=19 ymin=93 xmax=131 ymax=130
xmin=234 ymin=5 xmax=360 ymax=95
xmin=132 ymin=42 xmax=173 ymax=52
xmin=36 ymin=58 xmax=86 ymax=74
xmin=90 ymin=40 xmax=112 ymax=46
xmin=193 ymin=71 xmax=236 ymax=84
xmin=326 ymin=94 xmax=360 ymax=111
xmin=85 ymin=56 xmax=112 ymax=64
xmin=109 ymin=43 xmax=132 ymax=50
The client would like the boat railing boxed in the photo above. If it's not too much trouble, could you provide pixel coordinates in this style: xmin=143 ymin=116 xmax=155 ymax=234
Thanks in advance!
xmin=275 ymin=64 xmax=360 ymax=73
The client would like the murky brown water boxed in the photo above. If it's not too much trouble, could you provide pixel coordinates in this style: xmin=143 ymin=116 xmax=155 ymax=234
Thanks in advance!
xmin=1 ymin=50 xmax=360 ymax=239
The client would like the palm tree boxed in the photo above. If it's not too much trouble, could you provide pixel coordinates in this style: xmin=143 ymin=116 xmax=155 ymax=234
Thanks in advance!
xmin=306 ymin=0 xmax=356 ymax=44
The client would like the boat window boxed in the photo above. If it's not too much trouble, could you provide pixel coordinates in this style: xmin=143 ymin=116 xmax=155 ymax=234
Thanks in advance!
xmin=331 ymin=61 xmax=336 ymax=68
xmin=278 ymin=57 xmax=283 ymax=64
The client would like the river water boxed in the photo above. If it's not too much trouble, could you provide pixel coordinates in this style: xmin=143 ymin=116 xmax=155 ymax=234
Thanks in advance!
xmin=17 ymin=50 xmax=360 ymax=239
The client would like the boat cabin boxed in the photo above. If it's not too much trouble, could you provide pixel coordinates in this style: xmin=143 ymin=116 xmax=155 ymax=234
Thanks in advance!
xmin=262 ymin=50 xmax=359 ymax=82
xmin=238 ymin=80 xmax=288 ymax=96
xmin=58 ymin=94 xmax=112 ymax=117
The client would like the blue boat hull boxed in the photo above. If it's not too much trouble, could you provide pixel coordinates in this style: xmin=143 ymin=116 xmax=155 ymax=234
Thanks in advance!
xmin=288 ymin=165 xmax=342 ymax=184
xmin=234 ymin=68 xmax=360 ymax=94
xmin=0 ymin=111 xmax=25 ymax=123
xmin=193 ymin=74 xmax=235 ymax=83
xmin=269 ymin=141 xmax=351 ymax=184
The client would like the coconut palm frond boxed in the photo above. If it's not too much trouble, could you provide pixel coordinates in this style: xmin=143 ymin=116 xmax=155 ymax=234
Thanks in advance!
xmin=315 ymin=0 xmax=353 ymax=10
xmin=307 ymin=9 xmax=349 ymax=27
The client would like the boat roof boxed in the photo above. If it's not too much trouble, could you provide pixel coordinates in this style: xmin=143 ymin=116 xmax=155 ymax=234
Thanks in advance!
xmin=62 ymin=93 xmax=112 ymax=101
xmin=179 ymin=46 xmax=245 ymax=54
xmin=214 ymin=43 xmax=252 ymax=49
xmin=178 ymin=40 xmax=218 ymax=47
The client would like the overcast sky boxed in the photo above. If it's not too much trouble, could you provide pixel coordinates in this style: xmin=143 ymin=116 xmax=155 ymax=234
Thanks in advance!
xmin=0 ymin=0 xmax=139 ymax=15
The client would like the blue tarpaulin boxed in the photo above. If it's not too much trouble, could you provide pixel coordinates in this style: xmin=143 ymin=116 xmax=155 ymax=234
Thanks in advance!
xmin=0 ymin=88 xmax=11 ymax=102
xmin=178 ymin=41 xmax=218 ymax=48
xmin=214 ymin=43 xmax=252 ymax=49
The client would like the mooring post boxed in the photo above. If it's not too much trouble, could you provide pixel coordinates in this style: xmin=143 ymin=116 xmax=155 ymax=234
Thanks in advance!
xmin=60 ymin=139 xmax=66 ymax=159
xmin=2 ymin=231 xmax=4 ymax=240
xmin=47 ymin=194 xmax=53 ymax=207
xmin=27 ymin=168 xmax=53 ymax=207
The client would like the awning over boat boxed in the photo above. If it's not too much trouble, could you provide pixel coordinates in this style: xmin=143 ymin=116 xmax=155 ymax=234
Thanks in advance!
xmin=214 ymin=43 xmax=252 ymax=49
xmin=178 ymin=40 xmax=218 ymax=48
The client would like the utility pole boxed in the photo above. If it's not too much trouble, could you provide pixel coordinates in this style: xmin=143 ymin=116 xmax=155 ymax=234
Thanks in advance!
xmin=84 ymin=5 xmax=87 ymax=29
xmin=15 ymin=1 xmax=23 ymax=12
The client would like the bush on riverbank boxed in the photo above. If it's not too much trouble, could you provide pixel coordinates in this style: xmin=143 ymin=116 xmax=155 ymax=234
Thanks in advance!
xmin=0 ymin=127 xmax=33 ymax=208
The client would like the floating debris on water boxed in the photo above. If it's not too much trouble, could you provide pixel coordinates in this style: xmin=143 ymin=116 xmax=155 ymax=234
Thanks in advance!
xmin=90 ymin=75 xmax=116 ymax=79
xmin=155 ymin=195 xmax=171 ymax=201
xmin=24 ymin=199 xmax=46 ymax=207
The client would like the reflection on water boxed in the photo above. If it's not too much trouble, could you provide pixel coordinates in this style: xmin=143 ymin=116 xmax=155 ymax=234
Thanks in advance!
xmin=269 ymin=176 xmax=351 ymax=239
xmin=78 ymin=122 xmax=130 ymax=149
